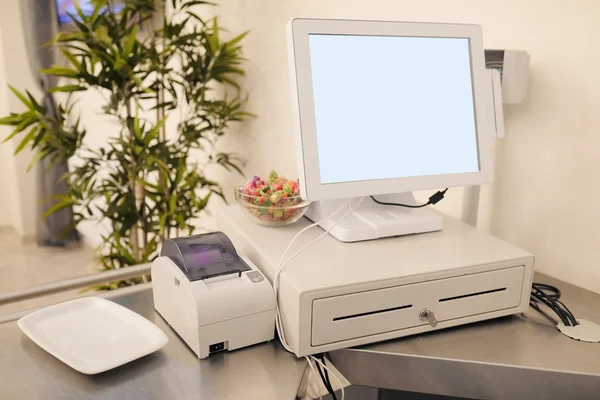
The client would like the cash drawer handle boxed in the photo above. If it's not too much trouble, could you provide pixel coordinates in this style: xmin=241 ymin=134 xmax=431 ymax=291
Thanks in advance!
xmin=439 ymin=287 xmax=506 ymax=303
xmin=333 ymin=304 xmax=413 ymax=321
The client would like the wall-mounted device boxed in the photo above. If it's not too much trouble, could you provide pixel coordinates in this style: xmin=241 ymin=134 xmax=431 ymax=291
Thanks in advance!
xmin=287 ymin=19 xmax=495 ymax=242
xmin=152 ymin=232 xmax=276 ymax=359
xmin=485 ymin=49 xmax=530 ymax=140
xmin=485 ymin=49 xmax=530 ymax=104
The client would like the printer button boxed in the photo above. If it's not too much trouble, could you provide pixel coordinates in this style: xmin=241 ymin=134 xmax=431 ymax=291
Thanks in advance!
xmin=246 ymin=271 xmax=265 ymax=283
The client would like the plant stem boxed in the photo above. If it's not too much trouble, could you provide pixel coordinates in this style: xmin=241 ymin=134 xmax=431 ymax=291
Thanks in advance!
xmin=139 ymin=182 xmax=147 ymax=250
xmin=156 ymin=65 xmax=171 ymax=243
xmin=126 ymin=98 xmax=141 ymax=262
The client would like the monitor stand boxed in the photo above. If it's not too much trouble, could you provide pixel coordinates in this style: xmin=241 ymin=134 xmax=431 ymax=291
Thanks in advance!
xmin=305 ymin=193 xmax=443 ymax=242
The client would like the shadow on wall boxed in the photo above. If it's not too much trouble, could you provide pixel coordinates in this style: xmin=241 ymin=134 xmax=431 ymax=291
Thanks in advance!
xmin=0 ymin=0 xmax=42 ymax=237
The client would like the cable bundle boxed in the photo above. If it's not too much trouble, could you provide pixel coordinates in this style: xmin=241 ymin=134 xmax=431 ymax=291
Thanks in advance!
xmin=530 ymin=283 xmax=578 ymax=327
xmin=315 ymin=354 xmax=338 ymax=400
xmin=273 ymin=198 xmax=365 ymax=400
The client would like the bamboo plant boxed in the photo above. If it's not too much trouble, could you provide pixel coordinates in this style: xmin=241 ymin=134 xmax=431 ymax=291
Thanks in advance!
xmin=0 ymin=0 xmax=251 ymax=289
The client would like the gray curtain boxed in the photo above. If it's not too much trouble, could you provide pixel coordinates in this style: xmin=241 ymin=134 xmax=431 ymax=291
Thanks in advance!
xmin=21 ymin=0 xmax=79 ymax=246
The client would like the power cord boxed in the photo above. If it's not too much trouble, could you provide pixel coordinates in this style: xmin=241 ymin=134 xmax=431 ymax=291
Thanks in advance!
xmin=273 ymin=198 xmax=363 ymax=400
xmin=310 ymin=355 xmax=344 ymax=400
xmin=315 ymin=354 xmax=337 ymax=400
xmin=370 ymin=188 xmax=448 ymax=208
xmin=530 ymin=282 xmax=578 ymax=327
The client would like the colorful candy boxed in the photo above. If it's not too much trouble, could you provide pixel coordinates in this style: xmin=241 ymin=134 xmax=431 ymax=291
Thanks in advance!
xmin=236 ymin=171 xmax=308 ymax=225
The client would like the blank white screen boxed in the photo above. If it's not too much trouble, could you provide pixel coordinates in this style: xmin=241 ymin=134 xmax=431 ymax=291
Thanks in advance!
xmin=308 ymin=34 xmax=479 ymax=184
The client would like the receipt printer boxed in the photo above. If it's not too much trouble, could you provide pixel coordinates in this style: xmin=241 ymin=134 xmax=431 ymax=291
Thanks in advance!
xmin=152 ymin=232 xmax=275 ymax=359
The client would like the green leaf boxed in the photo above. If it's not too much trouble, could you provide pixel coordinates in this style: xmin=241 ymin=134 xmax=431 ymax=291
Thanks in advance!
xmin=3 ymin=116 xmax=37 ymax=143
xmin=27 ymin=148 xmax=49 ymax=171
xmin=8 ymin=85 xmax=33 ymax=109
xmin=13 ymin=126 xmax=39 ymax=155
xmin=144 ymin=115 xmax=168 ymax=145
xmin=43 ymin=197 xmax=77 ymax=219
xmin=74 ymin=0 xmax=87 ymax=23
xmin=31 ymin=125 xmax=46 ymax=148
xmin=61 ymin=48 xmax=82 ymax=70
xmin=48 ymin=85 xmax=87 ymax=93
xmin=149 ymin=101 xmax=175 ymax=111
xmin=0 ymin=114 xmax=22 ymax=126
xmin=181 ymin=1 xmax=215 ymax=8
xmin=159 ymin=213 xmax=168 ymax=234
xmin=169 ymin=195 xmax=177 ymax=213
xmin=197 ymin=192 xmax=212 ymax=210
xmin=185 ymin=10 xmax=205 ymax=23
xmin=219 ymin=76 xmax=241 ymax=91
xmin=226 ymin=31 xmax=249 ymax=49
xmin=25 ymin=91 xmax=44 ymax=113
xmin=89 ymin=1 xmax=104 ymax=24
xmin=132 ymin=114 xmax=142 ymax=140
xmin=136 ymin=177 xmax=160 ymax=191
xmin=123 ymin=24 xmax=138 ymax=57
xmin=207 ymin=20 xmax=219 ymax=54
xmin=141 ymin=238 xmax=158 ymax=261
xmin=148 ymin=156 xmax=170 ymax=174
xmin=41 ymin=66 xmax=80 ymax=78
xmin=225 ymin=66 xmax=246 ymax=76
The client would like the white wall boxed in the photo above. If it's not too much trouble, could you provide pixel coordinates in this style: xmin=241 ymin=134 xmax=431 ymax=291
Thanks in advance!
xmin=0 ymin=152 xmax=9 ymax=229
xmin=0 ymin=14 xmax=24 ymax=231
xmin=0 ymin=23 xmax=9 ymax=228
xmin=0 ymin=0 xmax=42 ymax=236
xmin=196 ymin=0 xmax=600 ymax=292
xmin=65 ymin=0 xmax=600 ymax=293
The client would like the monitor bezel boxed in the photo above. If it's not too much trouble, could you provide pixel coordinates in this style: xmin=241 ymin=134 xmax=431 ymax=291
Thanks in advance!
xmin=287 ymin=18 xmax=494 ymax=201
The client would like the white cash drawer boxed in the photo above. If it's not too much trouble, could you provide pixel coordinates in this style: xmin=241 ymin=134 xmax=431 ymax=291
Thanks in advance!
xmin=311 ymin=266 xmax=525 ymax=346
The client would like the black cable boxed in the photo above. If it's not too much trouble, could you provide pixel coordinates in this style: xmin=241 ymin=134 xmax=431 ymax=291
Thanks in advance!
xmin=530 ymin=282 xmax=578 ymax=327
xmin=314 ymin=354 xmax=337 ymax=400
xmin=371 ymin=188 xmax=448 ymax=209
xmin=319 ymin=354 xmax=335 ymax=399
xmin=531 ymin=291 xmax=570 ymax=326
xmin=529 ymin=301 xmax=558 ymax=325
xmin=532 ymin=283 xmax=561 ymax=300
xmin=532 ymin=284 xmax=578 ymax=326
xmin=531 ymin=287 xmax=570 ymax=324
xmin=530 ymin=284 xmax=566 ymax=324
xmin=556 ymin=299 xmax=578 ymax=327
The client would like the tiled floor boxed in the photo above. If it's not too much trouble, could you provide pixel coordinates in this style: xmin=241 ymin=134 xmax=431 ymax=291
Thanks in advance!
xmin=0 ymin=228 xmax=97 ymax=315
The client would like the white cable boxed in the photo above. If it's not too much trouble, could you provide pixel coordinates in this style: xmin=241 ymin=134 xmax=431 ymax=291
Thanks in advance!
xmin=274 ymin=199 xmax=358 ymax=291
xmin=274 ymin=203 xmax=357 ymax=349
xmin=273 ymin=199 xmax=351 ymax=351
xmin=305 ymin=356 xmax=322 ymax=400
xmin=273 ymin=197 xmax=363 ymax=396
xmin=274 ymin=200 xmax=351 ymax=283
xmin=274 ymin=197 xmax=364 ymax=293
xmin=310 ymin=355 xmax=345 ymax=400
xmin=274 ymin=198 xmax=362 ymax=351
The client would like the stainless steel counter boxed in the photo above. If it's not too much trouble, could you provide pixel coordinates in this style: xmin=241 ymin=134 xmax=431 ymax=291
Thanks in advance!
xmin=0 ymin=288 xmax=306 ymax=400
xmin=2 ymin=273 xmax=600 ymax=399
xmin=331 ymin=273 xmax=600 ymax=399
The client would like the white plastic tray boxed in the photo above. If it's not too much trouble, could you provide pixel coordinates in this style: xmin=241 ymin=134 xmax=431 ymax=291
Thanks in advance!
xmin=18 ymin=296 xmax=168 ymax=374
